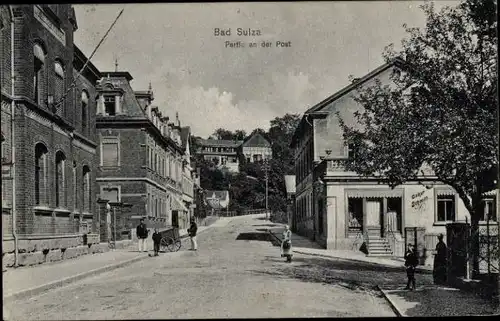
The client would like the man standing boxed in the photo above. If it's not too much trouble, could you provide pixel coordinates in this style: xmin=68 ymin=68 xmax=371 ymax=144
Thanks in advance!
xmin=136 ymin=218 xmax=149 ymax=252
xmin=188 ymin=220 xmax=198 ymax=251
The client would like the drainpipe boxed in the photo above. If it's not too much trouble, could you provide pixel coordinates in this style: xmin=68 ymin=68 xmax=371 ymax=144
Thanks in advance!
xmin=9 ymin=5 xmax=18 ymax=267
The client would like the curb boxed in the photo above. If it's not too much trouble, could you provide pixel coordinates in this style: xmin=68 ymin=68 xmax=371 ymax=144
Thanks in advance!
xmin=376 ymin=285 xmax=404 ymax=317
xmin=3 ymin=254 xmax=148 ymax=303
xmin=4 ymin=219 xmax=228 ymax=302
xmin=267 ymin=230 xmax=433 ymax=275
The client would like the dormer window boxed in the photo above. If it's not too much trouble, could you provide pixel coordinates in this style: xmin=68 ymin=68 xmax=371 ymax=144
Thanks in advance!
xmin=104 ymin=96 xmax=116 ymax=116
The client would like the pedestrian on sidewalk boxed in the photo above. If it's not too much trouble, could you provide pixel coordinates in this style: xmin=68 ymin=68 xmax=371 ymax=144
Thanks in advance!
xmin=404 ymin=243 xmax=418 ymax=290
xmin=188 ymin=220 xmax=198 ymax=251
xmin=152 ymin=228 xmax=162 ymax=256
xmin=281 ymin=225 xmax=293 ymax=263
xmin=433 ymin=233 xmax=448 ymax=285
xmin=136 ymin=218 xmax=149 ymax=253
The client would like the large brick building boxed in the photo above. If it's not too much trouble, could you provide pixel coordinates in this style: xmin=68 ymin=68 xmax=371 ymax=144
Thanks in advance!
xmin=95 ymin=71 xmax=191 ymax=240
xmin=1 ymin=5 xmax=100 ymax=266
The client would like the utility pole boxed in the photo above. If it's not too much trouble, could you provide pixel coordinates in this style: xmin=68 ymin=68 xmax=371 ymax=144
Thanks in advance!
xmin=227 ymin=183 xmax=231 ymax=217
xmin=263 ymin=159 xmax=270 ymax=220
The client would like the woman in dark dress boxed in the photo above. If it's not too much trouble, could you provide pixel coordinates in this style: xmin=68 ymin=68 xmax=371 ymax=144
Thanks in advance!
xmin=433 ymin=234 xmax=448 ymax=285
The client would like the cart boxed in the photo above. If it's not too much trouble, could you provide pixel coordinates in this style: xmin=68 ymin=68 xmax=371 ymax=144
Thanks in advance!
xmin=160 ymin=227 xmax=182 ymax=252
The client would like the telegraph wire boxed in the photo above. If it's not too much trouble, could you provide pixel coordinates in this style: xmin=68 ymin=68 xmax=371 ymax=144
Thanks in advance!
xmin=52 ymin=8 xmax=125 ymax=111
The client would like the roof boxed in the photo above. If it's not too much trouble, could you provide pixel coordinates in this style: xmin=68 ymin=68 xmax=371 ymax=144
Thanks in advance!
xmin=197 ymin=138 xmax=243 ymax=148
xmin=291 ymin=58 xmax=404 ymax=148
xmin=100 ymin=71 xmax=133 ymax=81
xmin=180 ymin=126 xmax=191 ymax=149
xmin=242 ymin=132 xmax=271 ymax=148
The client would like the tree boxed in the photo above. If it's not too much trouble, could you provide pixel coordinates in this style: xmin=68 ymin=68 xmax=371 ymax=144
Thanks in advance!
xmin=338 ymin=0 xmax=498 ymax=278
xmin=212 ymin=128 xmax=246 ymax=140
xmin=268 ymin=113 xmax=301 ymax=175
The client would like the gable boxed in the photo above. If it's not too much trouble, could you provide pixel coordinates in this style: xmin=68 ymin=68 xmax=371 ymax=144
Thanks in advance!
xmin=243 ymin=133 xmax=271 ymax=148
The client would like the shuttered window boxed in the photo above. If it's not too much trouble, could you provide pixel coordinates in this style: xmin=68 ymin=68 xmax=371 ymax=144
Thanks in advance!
xmin=101 ymin=138 xmax=119 ymax=167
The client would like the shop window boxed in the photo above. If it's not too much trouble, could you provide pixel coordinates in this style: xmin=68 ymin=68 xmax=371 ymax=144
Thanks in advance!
xmin=436 ymin=195 xmax=456 ymax=222
xmin=348 ymin=198 xmax=363 ymax=232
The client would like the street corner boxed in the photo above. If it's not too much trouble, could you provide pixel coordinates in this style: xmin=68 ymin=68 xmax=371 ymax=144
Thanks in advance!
xmin=378 ymin=284 xmax=500 ymax=317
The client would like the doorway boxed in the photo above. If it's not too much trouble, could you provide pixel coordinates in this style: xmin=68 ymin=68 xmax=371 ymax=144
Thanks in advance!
xmin=366 ymin=198 xmax=383 ymax=237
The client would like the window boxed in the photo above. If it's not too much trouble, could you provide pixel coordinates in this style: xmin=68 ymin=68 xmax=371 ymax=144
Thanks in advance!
xmin=73 ymin=161 xmax=77 ymax=210
xmin=347 ymin=143 xmax=358 ymax=161
xmin=82 ymin=165 xmax=91 ymax=213
xmin=101 ymin=138 xmax=119 ymax=167
xmin=253 ymin=154 xmax=262 ymax=162
xmin=55 ymin=151 xmax=66 ymax=208
xmin=437 ymin=195 xmax=456 ymax=222
xmin=81 ymin=91 xmax=89 ymax=133
xmin=54 ymin=61 xmax=65 ymax=115
xmin=33 ymin=44 xmax=46 ymax=106
xmin=482 ymin=198 xmax=497 ymax=221
xmin=34 ymin=143 xmax=48 ymax=205
xmin=104 ymin=96 xmax=116 ymax=116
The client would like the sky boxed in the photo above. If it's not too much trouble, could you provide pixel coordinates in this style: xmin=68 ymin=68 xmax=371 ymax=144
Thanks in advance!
xmin=73 ymin=1 xmax=459 ymax=138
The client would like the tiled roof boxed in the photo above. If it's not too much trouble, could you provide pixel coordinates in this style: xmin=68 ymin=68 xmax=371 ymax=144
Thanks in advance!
xmin=242 ymin=132 xmax=271 ymax=148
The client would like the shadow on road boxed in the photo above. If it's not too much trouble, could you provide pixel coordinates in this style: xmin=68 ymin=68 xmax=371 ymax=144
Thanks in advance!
xmin=236 ymin=232 xmax=281 ymax=246
xmin=252 ymin=224 xmax=279 ymax=227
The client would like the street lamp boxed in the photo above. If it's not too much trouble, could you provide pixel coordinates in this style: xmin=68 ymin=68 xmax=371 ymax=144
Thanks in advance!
xmin=284 ymin=175 xmax=296 ymax=229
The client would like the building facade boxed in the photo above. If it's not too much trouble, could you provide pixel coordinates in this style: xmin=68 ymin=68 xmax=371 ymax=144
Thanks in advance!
xmin=180 ymin=126 xmax=195 ymax=220
xmin=240 ymin=132 xmax=272 ymax=163
xmin=1 ymin=5 xmax=100 ymax=266
xmin=291 ymin=60 xmax=498 ymax=262
xmin=95 ymin=71 xmax=190 ymax=240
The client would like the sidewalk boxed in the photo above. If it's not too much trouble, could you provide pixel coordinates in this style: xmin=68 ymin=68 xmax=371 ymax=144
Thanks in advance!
xmin=268 ymin=225 xmax=499 ymax=317
xmin=379 ymin=285 xmax=500 ymax=316
xmin=268 ymin=226 xmax=432 ymax=273
xmin=3 ymin=217 xmax=232 ymax=301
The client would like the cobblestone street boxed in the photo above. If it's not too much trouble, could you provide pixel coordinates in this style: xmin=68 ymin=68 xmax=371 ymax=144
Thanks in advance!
xmin=4 ymin=215 xmax=398 ymax=319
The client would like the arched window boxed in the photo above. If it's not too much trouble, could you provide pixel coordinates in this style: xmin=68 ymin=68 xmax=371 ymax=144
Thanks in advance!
xmin=55 ymin=151 xmax=66 ymax=208
xmin=81 ymin=91 xmax=89 ymax=133
xmin=33 ymin=44 xmax=46 ymax=106
xmin=73 ymin=161 xmax=78 ymax=210
xmin=82 ymin=165 xmax=91 ymax=213
xmin=35 ymin=143 xmax=48 ymax=205
xmin=54 ymin=61 xmax=65 ymax=115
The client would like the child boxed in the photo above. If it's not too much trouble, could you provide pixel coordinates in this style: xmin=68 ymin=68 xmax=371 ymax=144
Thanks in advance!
xmin=152 ymin=228 xmax=162 ymax=256
xmin=404 ymin=243 xmax=418 ymax=290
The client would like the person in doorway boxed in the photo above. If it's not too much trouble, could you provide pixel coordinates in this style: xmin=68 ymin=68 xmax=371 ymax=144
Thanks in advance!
xmin=188 ymin=220 xmax=198 ymax=251
xmin=136 ymin=218 xmax=149 ymax=253
xmin=281 ymin=225 xmax=293 ymax=263
xmin=433 ymin=234 xmax=448 ymax=285
xmin=404 ymin=243 xmax=418 ymax=290
xmin=152 ymin=228 xmax=162 ymax=257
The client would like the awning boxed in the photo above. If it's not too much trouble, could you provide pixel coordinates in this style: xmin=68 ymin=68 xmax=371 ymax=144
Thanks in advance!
xmin=346 ymin=189 xmax=404 ymax=199
xmin=435 ymin=188 xmax=456 ymax=196
xmin=170 ymin=194 xmax=189 ymax=212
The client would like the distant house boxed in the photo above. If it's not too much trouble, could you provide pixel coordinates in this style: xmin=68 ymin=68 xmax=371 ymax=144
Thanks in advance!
xmin=240 ymin=132 xmax=272 ymax=163
xmin=195 ymin=139 xmax=243 ymax=173
xmin=205 ymin=190 xmax=230 ymax=209
xmin=194 ymin=132 xmax=273 ymax=173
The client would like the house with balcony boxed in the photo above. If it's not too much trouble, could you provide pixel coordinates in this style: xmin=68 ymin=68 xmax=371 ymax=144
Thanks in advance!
xmin=290 ymin=59 xmax=498 ymax=262
xmin=195 ymin=139 xmax=242 ymax=173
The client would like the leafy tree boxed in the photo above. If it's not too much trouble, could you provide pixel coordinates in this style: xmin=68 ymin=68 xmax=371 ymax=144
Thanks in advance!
xmin=338 ymin=0 xmax=498 ymax=278
xmin=268 ymin=114 xmax=301 ymax=176
xmin=212 ymin=128 xmax=246 ymax=140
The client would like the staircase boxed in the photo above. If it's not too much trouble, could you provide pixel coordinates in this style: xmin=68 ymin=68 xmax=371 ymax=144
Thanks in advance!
xmin=367 ymin=236 xmax=393 ymax=256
